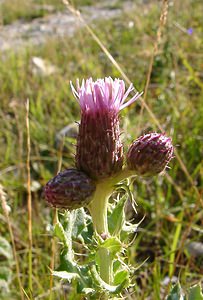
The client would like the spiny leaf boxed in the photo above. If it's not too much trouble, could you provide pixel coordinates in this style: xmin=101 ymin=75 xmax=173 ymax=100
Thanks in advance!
xmin=108 ymin=194 xmax=126 ymax=236
xmin=54 ymin=222 xmax=68 ymax=247
xmin=90 ymin=265 xmax=127 ymax=294
xmin=114 ymin=269 xmax=129 ymax=286
xmin=100 ymin=237 xmax=122 ymax=257
xmin=71 ymin=208 xmax=87 ymax=239
xmin=0 ymin=266 xmax=11 ymax=281
xmin=81 ymin=288 xmax=95 ymax=295
xmin=188 ymin=283 xmax=203 ymax=300
xmin=0 ymin=237 xmax=12 ymax=260
xmin=166 ymin=282 xmax=185 ymax=300
xmin=52 ymin=270 xmax=79 ymax=281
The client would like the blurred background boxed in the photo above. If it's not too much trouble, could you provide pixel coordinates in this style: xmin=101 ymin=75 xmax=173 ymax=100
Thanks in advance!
xmin=0 ymin=0 xmax=202 ymax=299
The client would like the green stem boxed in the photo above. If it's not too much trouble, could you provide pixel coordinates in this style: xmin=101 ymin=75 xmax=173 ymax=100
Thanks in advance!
xmin=88 ymin=181 xmax=113 ymax=284
xmin=65 ymin=211 xmax=76 ymax=261
xmin=87 ymin=168 xmax=135 ymax=235
xmin=87 ymin=168 xmax=136 ymax=284
xmin=110 ymin=169 xmax=136 ymax=186
xmin=98 ymin=247 xmax=113 ymax=284
xmin=88 ymin=181 xmax=112 ymax=235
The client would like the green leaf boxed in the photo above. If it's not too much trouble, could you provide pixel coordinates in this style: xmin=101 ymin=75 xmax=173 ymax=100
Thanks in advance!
xmin=80 ymin=222 xmax=94 ymax=244
xmin=188 ymin=283 xmax=203 ymax=300
xmin=90 ymin=265 xmax=127 ymax=294
xmin=81 ymin=288 xmax=95 ymax=295
xmin=114 ymin=269 xmax=129 ymax=286
xmin=57 ymin=248 xmax=75 ymax=272
xmin=71 ymin=208 xmax=87 ymax=239
xmin=100 ymin=237 xmax=122 ymax=257
xmin=0 ymin=237 xmax=12 ymax=260
xmin=0 ymin=266 xmax=11 ymax=282
xmin=76 ymin=265 xmax=94 ymax=294
xmin=166 ymin=282 xmax=185 ymax=300
xmin=52 ymin=270 xmax=79 ymax=281
xmin=108 ymin=194 xmax=126 ymax=236
xmin=54 ymin=222 xmax=68 ymax=247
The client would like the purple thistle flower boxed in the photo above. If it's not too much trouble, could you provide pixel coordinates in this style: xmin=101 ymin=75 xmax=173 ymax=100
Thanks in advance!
xmin=44 ymin=169 xmax=96 ymax=210
xmin=71 ymin=77 xmax=143 ymax=180
xmin=126 ymin=133 xmax=174 ymax=177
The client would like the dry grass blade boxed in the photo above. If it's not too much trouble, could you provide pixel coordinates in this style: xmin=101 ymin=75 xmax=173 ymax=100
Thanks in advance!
xmin=26 ymin=99 xmax=33 ymax=293
xmin=0 ymin=185 xmax=25 ymax=300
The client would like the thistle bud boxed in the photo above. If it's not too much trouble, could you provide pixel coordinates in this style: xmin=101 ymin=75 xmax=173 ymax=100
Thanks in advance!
xmin=71 ymin=77 xmax=142 ymax=180
xmin=126 ymin=133 xmax=173 ymax=177
xmin=44 ymin=168 xmax=96 ymax=210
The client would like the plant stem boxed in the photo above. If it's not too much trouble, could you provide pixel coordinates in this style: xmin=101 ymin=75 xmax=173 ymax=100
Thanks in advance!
xmin=110 ymin=169 xmax=135 ymax=186
xmin=88 ymin=181 xmax=113 ymax=284
xmin=88 ymin=169 xmax=135 ymax=235
xmin=87 ymin=169 xmax=136 ymax=284
xmin=98 ymin=247 xmax=113 ymax=284
xmin=88 ymin=181 xmax=112 ymax=235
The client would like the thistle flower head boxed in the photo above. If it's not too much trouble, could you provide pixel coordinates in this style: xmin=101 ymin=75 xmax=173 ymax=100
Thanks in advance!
xmin=127 ymin=133 xmax=174 ymax=177
xmin=71 ymin=77 xmax=142 ymax=114
xmin=71 ymin=77 xmax=143 ymax=180
xmin=44 ymin=168 xmax=96 ymax=210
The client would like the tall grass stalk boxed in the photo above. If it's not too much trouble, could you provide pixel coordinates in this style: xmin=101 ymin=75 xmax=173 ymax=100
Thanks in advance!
xmin=26 ymin=99 xmax=33 ymax=294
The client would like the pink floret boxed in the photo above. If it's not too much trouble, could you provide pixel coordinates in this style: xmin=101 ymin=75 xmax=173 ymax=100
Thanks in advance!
xmin=70 ymin=77 xmax=143 ymax=113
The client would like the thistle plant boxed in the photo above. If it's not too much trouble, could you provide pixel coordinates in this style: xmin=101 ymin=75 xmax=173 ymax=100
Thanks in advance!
xmin=44 ymin=77 xmax=173 ymax=299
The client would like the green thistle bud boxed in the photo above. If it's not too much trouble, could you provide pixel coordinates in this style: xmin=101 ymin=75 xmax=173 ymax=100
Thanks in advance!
xmin=44 ymin=168 xmax=96 ymax=210
xmin=126 ymin=133 xmax=173 ymax=177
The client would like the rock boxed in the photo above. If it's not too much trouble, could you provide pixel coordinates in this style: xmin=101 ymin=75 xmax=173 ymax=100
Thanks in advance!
xmin=187 ymin=242 xmax=203 ymax=257
xmin=31 ymin=56 xmax=58 ymax=76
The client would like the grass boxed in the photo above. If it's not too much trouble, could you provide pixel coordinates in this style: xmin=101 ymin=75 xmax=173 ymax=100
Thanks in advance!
xmin=0 ymin=0 xmax=203 ymax=299
xmin=0 ymin=0 xmax=100 ymax=25
xmin=0 ymin=0 xmax=61 ymax=25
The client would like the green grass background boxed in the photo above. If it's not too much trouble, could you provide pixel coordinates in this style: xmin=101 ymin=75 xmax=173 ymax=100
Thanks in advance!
xmin=0 ymin=0 xmax=202 ymax=299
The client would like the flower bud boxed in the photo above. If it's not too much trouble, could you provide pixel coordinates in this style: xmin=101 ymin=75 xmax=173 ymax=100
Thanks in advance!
xmin=44 ymin=168 xmax=96 ymax=210
xmin=126 ymin=133 xmax=173 ymax=177
xmin=71 ymin=77 xmax=142 ymax=180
